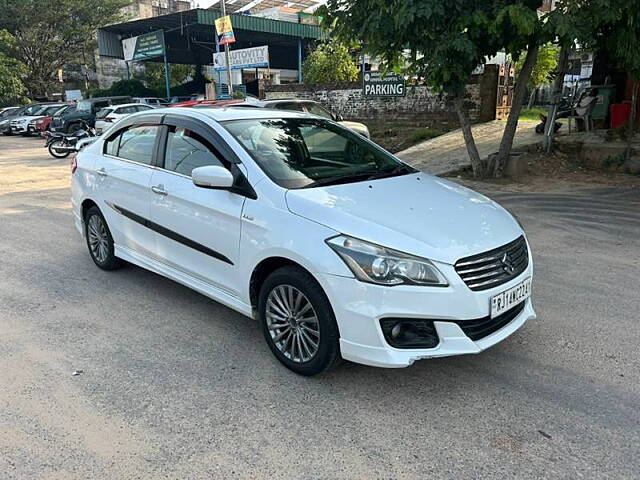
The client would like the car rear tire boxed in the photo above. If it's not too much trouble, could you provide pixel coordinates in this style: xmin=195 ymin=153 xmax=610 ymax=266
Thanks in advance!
xmin=258 ymin=265 xmax=341 ymax=376
xmin=84 ymin=206 xmax=123 ymax=271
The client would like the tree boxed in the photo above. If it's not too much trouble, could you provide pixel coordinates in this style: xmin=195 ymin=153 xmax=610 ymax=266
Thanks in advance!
xmin=302 ymin=39 xmax=359 ymax=84
xmin=516 ymin=43 xmax=558 ymax=108
xmin=601 ymin=0 xmax=640 ymax=160
xmin=144 ymin=63 xmax=194 ymax=94
xmin=324 ymin=0 xmax=544 ymax=178
xmin=0 ymin=30 xmax=27 ymax=106
xmin=0 ymin=0 xmax=131 ymax=97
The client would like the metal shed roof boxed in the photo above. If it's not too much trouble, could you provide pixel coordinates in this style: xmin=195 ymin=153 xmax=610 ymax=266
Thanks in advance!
xmin=98 ymin=8 xmax=323 ymax=68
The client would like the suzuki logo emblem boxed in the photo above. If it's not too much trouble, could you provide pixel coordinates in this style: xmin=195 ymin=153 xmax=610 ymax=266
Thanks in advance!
xmin=501 ymin=253 xmax=515 ymax=274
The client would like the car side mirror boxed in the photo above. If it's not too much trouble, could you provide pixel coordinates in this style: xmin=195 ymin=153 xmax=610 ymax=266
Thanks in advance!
xmin=334 ymin=114 xmax=344 ymax=122
xmin=192 ymin=165 xmax=234 ymax=189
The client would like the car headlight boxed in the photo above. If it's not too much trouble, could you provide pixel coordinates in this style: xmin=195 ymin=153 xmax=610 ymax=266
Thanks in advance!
xmin=326 ymin=235 xmax=448 ymax=287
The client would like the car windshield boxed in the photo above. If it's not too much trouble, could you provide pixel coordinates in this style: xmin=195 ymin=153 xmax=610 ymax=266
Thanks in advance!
xmin=77 ymin=100 xmax=92 ymax=112
xmin=0 ymin=108 xmax=17 ymax=118
xmin=42 ymin=106 xmax=63 ymax=116
xmin=222 ymin=118 xmax=415 ymax=189
xmin=96 ymin=108 xmax=112 ymax=119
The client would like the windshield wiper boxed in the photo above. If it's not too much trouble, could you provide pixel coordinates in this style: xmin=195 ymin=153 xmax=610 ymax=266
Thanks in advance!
xmin=302 ymin=170 xmax=382 ymax=188
xmin=303 ymin=164 xmax=416 ymax=189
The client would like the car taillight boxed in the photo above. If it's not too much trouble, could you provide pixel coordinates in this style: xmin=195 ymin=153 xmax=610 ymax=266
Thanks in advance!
xmin=70 ymin=156 xmax=77 ymax=174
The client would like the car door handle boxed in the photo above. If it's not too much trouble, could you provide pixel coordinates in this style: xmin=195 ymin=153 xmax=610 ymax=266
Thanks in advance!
xmin=96 ymin=168 xmax=107 ymax=177
xmin=151 ymin=185 xmax=168 ymax=196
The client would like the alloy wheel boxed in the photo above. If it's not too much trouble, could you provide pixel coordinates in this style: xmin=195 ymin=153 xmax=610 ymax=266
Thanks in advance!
xmin=87 ymin=214 xmax=109 ymax=264
xmin=266 ymin=285 xmax=320 ymax=363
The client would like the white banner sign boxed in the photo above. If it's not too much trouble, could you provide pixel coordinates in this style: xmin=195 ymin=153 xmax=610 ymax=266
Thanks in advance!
xmin=213 ymin=45 xmax=269 ymax=71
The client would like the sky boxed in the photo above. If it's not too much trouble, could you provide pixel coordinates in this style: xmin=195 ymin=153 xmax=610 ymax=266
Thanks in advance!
xmin=198 ymin=0 xmax=327 ymax=11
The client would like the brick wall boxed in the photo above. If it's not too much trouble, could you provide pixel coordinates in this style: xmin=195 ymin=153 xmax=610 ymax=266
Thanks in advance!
xmin=265 ymin=67 xmax=498 ymax=126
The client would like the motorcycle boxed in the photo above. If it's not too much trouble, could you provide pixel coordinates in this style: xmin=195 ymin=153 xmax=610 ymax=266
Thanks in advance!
xmin=44 ymin=121 xmax=97 ymax=158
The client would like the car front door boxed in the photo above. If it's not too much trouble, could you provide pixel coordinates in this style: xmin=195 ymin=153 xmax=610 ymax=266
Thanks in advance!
xmin=96 ymin=121 xmax=162 ymax=258
xmin=148 ymin=115 xmax=246 ymax=296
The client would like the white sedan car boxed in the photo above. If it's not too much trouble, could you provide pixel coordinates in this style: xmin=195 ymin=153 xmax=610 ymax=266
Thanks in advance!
xmin=71 ymin=107 xmax=535 ymax=375
xmin=94 ymin=103 xmax=154 ymax=134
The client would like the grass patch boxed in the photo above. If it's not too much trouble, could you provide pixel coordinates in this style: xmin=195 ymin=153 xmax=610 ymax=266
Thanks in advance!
xmin=519 ymin=107 xmax=547 ymax=121
xmin=368 ymin=123 xmax=446 ymax=153
xmin=407 ymin=128 xmax=444 ymax=144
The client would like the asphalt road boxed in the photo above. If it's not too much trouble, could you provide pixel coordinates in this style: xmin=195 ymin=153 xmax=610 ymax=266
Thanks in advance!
xmin=1 ymin=134 xmax=639 ymax=479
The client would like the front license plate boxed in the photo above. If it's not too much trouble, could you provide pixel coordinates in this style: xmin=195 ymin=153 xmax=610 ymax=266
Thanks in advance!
xmin=491 ymin=278 xmax=531 ymax=318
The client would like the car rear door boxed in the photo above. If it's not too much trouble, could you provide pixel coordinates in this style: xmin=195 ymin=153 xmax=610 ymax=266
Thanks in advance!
xmin=95 ymin=117 xmax=163 ymax=257
xmin=148 ymin=115 xmax=246 ymax=296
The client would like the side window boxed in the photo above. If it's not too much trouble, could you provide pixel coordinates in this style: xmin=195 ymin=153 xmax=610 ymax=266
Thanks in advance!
xmin=305 ymin=103 xmax=334 ymax=119
xmin=104 ymin=131 xmax=121 ymax=156
xmin=117 ymin=125 xmax=159 ymax=165
xmin=163 ymin=127 xmax=225 ymax=177
xmin=273 ymin=102 xmax=304 ymax=112
xmin=92 ymin=101 xmax=109 ymax=113
xmin=137 ymin=105 xmax=153 ymax=112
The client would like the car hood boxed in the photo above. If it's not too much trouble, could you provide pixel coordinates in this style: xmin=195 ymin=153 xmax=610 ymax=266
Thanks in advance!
xmin=285 ymin=173 xmax=522 ymax=265
xmin=11 ymin=115 xmax=40 ymax=122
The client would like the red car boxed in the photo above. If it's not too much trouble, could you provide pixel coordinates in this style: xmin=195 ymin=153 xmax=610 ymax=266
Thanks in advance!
xmin=35 ymin=104 xmax=75 ymax=134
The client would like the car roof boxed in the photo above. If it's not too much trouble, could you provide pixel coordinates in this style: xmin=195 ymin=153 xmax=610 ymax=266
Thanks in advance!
xmin=148 ymin=106 xmax=313 ymax=122
xmin=106 ymin=103 xmax=153 ymax=109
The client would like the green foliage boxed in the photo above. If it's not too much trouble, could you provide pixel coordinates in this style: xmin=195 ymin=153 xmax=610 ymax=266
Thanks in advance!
xmin=519 ymin=107 xmax=547 ymax=121
xmin=232 ymin=90 xmax=246 ymax=99
xmin=603 ymin=1 xmax=640 ymax=79
xmin=516 ymin=43 xmax=558 ymax=88
xmin=0 ymin=30 xmax=27 ymax=105
xmin=0 ymin=0 xmax=131 ymax=96
xmin=87 ymin=79 xmax=155 ymax=98
xmin=407 ymin=128 xmax=444 ymax=145
xmin=144 ymin=63 xmax=194 ymax=93
xmin=302 ymin=39 xmax=359 ymax=84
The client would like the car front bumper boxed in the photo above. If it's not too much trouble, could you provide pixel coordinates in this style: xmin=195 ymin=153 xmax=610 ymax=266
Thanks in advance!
xmin=10 ymin=124 xmax=30 ymax=134
xmin=317 ymin=259 xmax=535 ymax=368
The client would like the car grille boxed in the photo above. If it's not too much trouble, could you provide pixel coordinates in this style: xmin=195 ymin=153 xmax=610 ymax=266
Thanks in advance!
xmin=455 ymin=236 xmax=529 ymax=291
xmin=452 ymin=301 xmax=526 ymax=341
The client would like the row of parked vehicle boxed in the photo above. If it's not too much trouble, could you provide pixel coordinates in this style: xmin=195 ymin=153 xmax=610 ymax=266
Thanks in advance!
xmin=0 ymin=96 xmax=200 ymax=137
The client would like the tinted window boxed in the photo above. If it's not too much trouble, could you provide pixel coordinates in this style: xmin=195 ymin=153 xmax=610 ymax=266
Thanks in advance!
xmin=105 ymin=133 xmax=119 ymax=156
xmin=271 ymin=102 xmax=304 ymax=112
xmin=163 ymin=127 xmax=224 ymax=177
xmin=77 ymin=101 xmax=92 ymax=112
xmin=92 ymin=101 xmax=109 ymax=113
xmin=116 ymin=125 xmax=159 ymax=165
xmin=96 ymin=108 xmax=113 ymax=119
xmin=223 ymin=118 xmax=407 ymax=189
xmin=305 ymin=103 xmax=334 ymax=119
xmin=136 ymin=105 xmax=153 ymax=112
xmin=114 ymin=106 xmax=136 ymax=115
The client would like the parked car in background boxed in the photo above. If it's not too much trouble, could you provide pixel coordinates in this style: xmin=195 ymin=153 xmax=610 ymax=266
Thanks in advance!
xmin=94 ymin=103 xmax=154 ymax=134
xmin=168 ymin=95 xmax=202 ymax=105
xmin=0 ymin=106 xmax=19 ymax=117
xmin=33 ymin=104 xmax=75 ymax=134
xmin=72 ymin=107 xmax=534 ymax=376
xmin=10 ymin=103 xmax=67 ymax=136
xmin=133 ymin=97 xmax=169 ymax=107
xmin=223 ymin=99 xmax=370 ymax=138
xmin=2 ymin=103 xmax=55 ymax=135
xmin=0 ymin=106 xmax=26 ymax=134
xmin=51 ymin=96 xmax=132 ymax=133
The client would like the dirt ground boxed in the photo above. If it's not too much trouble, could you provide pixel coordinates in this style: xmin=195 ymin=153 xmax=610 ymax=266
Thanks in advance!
xmin=449 ymin=149 xmax=640 ymax=193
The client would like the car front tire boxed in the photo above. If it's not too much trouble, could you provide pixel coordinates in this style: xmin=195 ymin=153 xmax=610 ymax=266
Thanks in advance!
xmin=84 ymin=206 xmax=123 ymax=271
xmin=259 ymin=265 xmax=341 ymax=376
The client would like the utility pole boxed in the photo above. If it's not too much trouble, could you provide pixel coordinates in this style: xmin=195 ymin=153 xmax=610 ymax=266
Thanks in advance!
xmin=221 ymin=0 xmax=233 ymax=95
